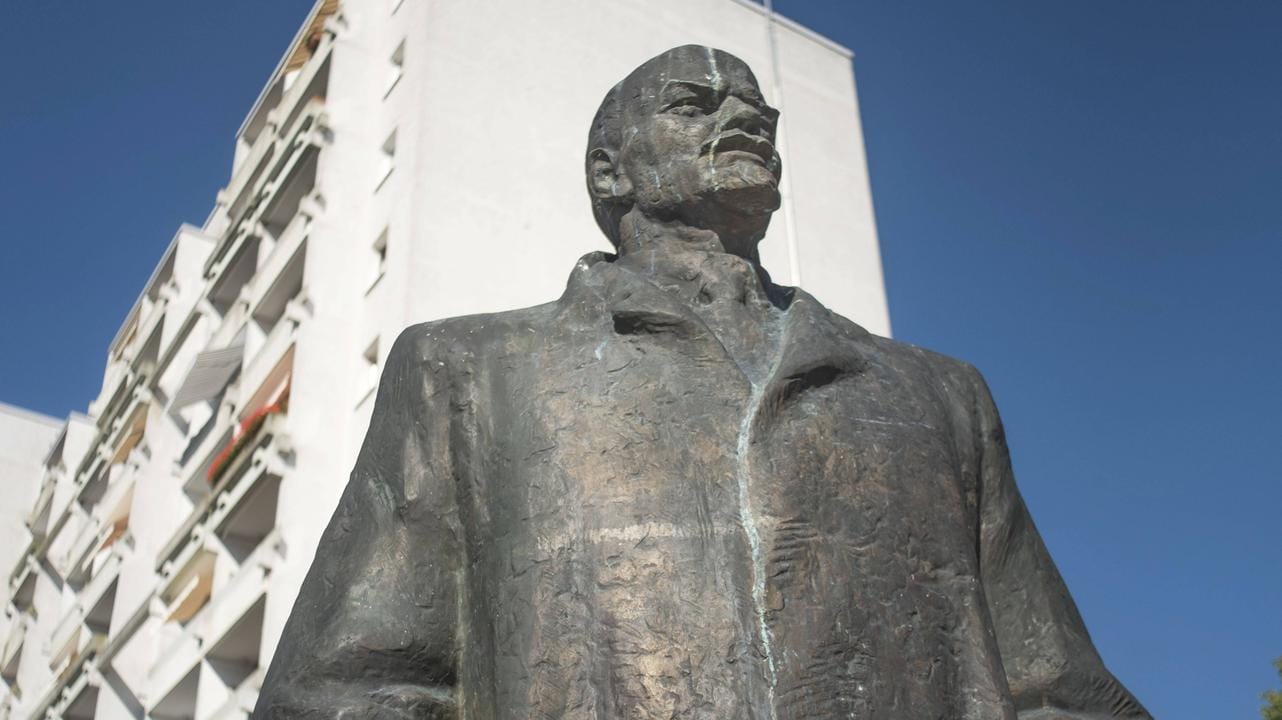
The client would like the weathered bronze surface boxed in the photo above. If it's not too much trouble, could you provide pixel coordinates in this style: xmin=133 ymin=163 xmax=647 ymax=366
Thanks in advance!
xmin=255 ymin=46 xmax=1149 ymax=719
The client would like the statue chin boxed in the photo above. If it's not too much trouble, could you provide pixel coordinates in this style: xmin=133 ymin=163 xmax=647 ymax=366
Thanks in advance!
xmin=704 ymin=179 xmax=781 ymax=218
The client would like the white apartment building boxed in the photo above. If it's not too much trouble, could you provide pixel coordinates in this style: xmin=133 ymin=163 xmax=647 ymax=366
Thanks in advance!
xmin=0 ymin=404 xmax=65 ymax=587
xmin=0 ymin=1 xmax=888 ymax=718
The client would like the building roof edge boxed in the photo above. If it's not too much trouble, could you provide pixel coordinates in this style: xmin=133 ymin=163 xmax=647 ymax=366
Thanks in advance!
xmin=0 ymin=401 xmax=62 ymax=428
xmin=234 ymin=0 xmax=330 ymax=141
xmin=725 ymin=0 xmax=855 ymax=59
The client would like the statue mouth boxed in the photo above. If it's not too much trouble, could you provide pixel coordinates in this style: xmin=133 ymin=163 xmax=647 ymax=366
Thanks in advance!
xmin=701 ymin=130 xmax=775 ymax=166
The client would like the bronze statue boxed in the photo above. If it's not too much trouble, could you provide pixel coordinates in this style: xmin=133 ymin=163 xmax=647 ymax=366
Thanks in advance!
xmin=255 ymin=45 xmax=1148 ymax=719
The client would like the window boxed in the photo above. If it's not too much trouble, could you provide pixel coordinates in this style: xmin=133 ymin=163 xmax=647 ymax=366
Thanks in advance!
xmin=360 ymin=337 xmax=380 ymax=406
xmin=161 ymin=549 xmax=216 ymax=624
xmin=369 ymin=227 xmax=388 ymax=292
xmin=386 ymin=39 xmax=405 ymax=98
xmin=376 ymin=129 xmax=396 ymax=191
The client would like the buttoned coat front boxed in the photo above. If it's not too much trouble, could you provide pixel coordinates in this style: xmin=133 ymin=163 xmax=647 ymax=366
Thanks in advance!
xmin=255 ymin=253 xmax=1148 ymax=719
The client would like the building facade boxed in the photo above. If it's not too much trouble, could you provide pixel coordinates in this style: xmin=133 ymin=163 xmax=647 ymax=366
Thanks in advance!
xmin=0 ymin=404 xmax=64 ymax=598
xmin=0 ymin=1 xmax=888 ymax=718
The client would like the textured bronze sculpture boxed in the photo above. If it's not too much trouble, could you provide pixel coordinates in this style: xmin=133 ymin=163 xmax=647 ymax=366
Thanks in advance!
xmin=255 ymin=46 xmax=1149 ymax=719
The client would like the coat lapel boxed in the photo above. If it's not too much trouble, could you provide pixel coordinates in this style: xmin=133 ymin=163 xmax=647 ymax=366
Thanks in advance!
xmin=559 ymin=251 xmax=745 ymax=368
xmin=754 ymin=288 xmax=872 ymax=430
xmin=559 ymin=252 xmax=873 ymax=418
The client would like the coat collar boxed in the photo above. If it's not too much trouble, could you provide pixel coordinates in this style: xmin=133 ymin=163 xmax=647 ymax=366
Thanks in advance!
xmin=560 ymin=252 xmax=872 ymax=411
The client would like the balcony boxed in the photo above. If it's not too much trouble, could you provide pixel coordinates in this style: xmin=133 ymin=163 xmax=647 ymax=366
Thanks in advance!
xmin=107 ymin=382 xmax=149 ymax=444
xmin=49 ymin=566 xmax=118 ymax=679
xmin=129 ymin=294 xmax=168 ymax=376
xmin=149 ymin=663 xmax=199 ymax=720
xmin=25 ymin=468 xmax=60 ymax=538
xmin=161 ymin=422 xmax=289 ymax=576
xmin=257 ymin=102 xmax=324 ymax=238
xmin=220 ymin=30 xmax=330 ymax=224
xmin=81 ymin=549 xmax=124 ymax=620
xmin=61 ymin=510 xmax=103 ymax=583
xmin=150 ymin=453 xmax=284 ymax=703
xmin=47 ymin=615 xmax=107 ymax=691
xmin=68 ymin=378 xmax=148 ymax=526
xmin=48 ymin=616 xmax=83 ymax=682
xmin=202 ymin=596 xmax=268 ymax=720
xmin=53 ymin=667 xmax=100 ymax=720
xmin=203 ymin=544 xmax=275 ymax=653
xmin=237 ymin=330 xmax=297 ymax=426
xmin=222 ymin=137 xmax=277 ymax=227
xmin=276 ymin=36 xmax=331 ymax=144
xmin=91 ymin=462 xmax=137 ymax=537
xmin=62 ymin=467 xmax=138 ymax=586
xmin=205 ymin=666 xmax=264 ymax=720
xmin=8 ymin=557 xmax=37 ymax=615
xmin=246 ymin=206 xmax=311 ymax=326
xmin=32 ymin=638 xmax=104 ymax=720
xmin=1 ymin=613 xmax=30 ymax=682
xmin=149 ymin=529 xmax=280 ymax=716
xmin=207 ymin=234 xmax=262 ymax=320
xmin=180 ymin=416 xmax=234 ymax=502
xmin=213 ymin=465 xmax=283 ymax=566
xmin=211 ymin=91 xmax=327 ymax=282
xmin=89 ymin=363 xmax=134 ymax=433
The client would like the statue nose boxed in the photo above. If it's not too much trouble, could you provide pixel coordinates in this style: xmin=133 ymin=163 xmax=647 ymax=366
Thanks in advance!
xmin=717 ymin=95 xmax=772 ymax=138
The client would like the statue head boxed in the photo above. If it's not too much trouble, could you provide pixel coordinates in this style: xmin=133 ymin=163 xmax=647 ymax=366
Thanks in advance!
xmin=586 ymin=45 xmax=783 ymax=259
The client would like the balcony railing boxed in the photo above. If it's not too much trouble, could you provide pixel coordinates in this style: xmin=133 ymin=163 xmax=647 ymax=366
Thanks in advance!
xmin=49 ymin=609 xmax=85 ymax=673
xmin=47 ymin=617 xmax=106 ymax=689
xmin=48 ymin=553 xmax=118 ymax=671
xmin=159 ymin=415 xmax=290 ymax=575
xmin=7 ymin=557 xmax=37 ymax=614
xmin=47 ymin=663 xmax=100 ymax=720
xmin=25 ymin=468 xmax=60 ymax=533
xmin=209 ymin=80 xmax=329 ymax=278
xmin=93 ymin=463 xmax=137 ymax=531
xmin=129 ymin=293 xmax=169 ymax=374
xmin=237 ymin=328 xmax=298 ymax=420
xmin=222 ymin=134 xmax=277 ymax=225
xmin=63 ymin=378 xmax=147 ymax=514
xmin=61 ymin=510 xmax=100 ymax=581
xmin=220 ymin=31 xmax=332 ymax=224
xmin=255 ymin=101 xmax=325 ymax=232
xmin=149 ymin=527 xmax=280 ymax=713
xmin=1 ymin=613 xmax=30 ymax=670
xmin=205 ymin=538 xmax=278 ymax=644
xmin=90 ymin=363 xmax=134 ymax=433
xmin=276 ymin=34 xmax=332 ymax=140
xmin=246 ymin=209 xmax=311 ymax=320
xmin=206 ymin=666 xmax=265 ymax=720
xmin=27 ymin=630 xmax=104 ymax=720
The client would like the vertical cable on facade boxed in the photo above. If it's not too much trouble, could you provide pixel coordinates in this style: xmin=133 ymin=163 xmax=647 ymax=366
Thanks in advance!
xmin=764 ymin=0 xmax=803 ymax=288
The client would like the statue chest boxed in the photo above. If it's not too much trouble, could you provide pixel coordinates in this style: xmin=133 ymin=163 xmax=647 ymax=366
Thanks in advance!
xmin=453 ymin=330 xmax=987 ymax=718
xmin=468 ymin=327 xmax=976 ymax=555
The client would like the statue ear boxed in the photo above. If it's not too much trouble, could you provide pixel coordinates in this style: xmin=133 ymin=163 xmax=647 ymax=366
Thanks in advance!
xmin=589 ymin=148 xmax=632 ymax=201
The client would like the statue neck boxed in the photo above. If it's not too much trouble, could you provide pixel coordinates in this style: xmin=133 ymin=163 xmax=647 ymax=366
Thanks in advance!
xmin=613 ymin=209 xmax=779 ymax=305
xmin=612 ymin=208 xmax=787 ymax=382
xmin=615 ymin=208 xmax=763 ymax=267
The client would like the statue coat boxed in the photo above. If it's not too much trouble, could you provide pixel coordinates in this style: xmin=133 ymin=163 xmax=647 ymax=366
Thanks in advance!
xmin=255 ymin=252 xmax=1148 ymax=719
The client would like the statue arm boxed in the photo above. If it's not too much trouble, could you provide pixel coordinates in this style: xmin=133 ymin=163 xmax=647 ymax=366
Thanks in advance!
xmin=254 ymin=328 xmax=463 ymax=719
xmin=970 ymin=369 xmax=1150 ymax=719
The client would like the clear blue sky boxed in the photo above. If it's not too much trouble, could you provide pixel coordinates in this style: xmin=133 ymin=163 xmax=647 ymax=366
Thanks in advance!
xmin=2 ymin=2 xmax=1279 ymax=717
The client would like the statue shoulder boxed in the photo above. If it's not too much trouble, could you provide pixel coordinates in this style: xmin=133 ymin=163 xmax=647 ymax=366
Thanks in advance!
xmin=862 ymin=333 xmax=991 ymax=404
xmin=392 ymin=301 xmax=562 ymax=372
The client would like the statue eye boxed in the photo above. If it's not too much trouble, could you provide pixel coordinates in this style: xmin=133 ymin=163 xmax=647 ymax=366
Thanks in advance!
xmin=664 ymin=97 xmax=709 ymax=117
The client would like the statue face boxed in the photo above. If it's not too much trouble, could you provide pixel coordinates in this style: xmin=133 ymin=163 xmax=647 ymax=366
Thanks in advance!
xmin=616 ymin=47 xmax=783 ymax=234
